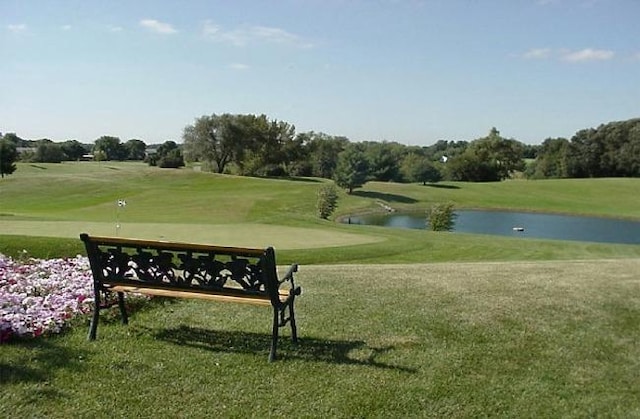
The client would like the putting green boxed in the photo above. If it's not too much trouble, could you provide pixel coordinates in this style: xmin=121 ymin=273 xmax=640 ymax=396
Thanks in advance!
xmin=0 ymin=221 xmax=382 ymax=250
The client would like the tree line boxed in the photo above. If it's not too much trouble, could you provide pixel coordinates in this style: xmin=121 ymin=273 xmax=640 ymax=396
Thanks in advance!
xmin=1 ymin=116 xmax=638 ymax=187
xmin=526 ymin=118 xmax=640 ymax=179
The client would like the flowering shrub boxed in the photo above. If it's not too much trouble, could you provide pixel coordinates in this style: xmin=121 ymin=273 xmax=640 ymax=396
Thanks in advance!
xmin=0 ymin=253 xmax=95 ymax=342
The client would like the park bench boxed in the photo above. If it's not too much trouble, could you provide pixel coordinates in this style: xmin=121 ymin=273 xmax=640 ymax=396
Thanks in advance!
xmin=80 ymin=233 xmax=301 ymax=362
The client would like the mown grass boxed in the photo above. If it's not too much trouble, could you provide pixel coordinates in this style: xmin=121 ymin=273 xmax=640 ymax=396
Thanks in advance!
xmin=2 ymin=162 xmax=639 ymax=416
xmin=1 ymin=161 xmax=639 ymax=262
xmin=2 ymin=260 xmax=639 ymax=417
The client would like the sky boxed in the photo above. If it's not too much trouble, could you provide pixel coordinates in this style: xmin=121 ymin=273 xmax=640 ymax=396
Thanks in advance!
xmin=2 ymin=0 xmax=639 ymax=146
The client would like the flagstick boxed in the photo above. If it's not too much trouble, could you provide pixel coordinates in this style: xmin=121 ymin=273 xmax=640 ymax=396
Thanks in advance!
xmin=116 ymin=199 xmax=126 ymax=236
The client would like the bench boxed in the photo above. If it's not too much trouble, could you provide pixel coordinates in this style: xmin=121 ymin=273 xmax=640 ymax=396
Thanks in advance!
xmin=80 ymin=233 xmax=301 ymax=362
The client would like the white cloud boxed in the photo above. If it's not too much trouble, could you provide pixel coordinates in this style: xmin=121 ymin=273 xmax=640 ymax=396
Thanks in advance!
xmin=521 ymin=47 xmax=616 ymax=63
xmin=108 ymin=25 xmax=124 ymax=33
xmin=7 ymin=23 xmax=27 ymax=33
xmin=522 ymin=48 xmax=552 ymax=59
xmin=202 ymin=21 xmax=221 ymax=37
xmin=562 ymin=48 xmax=614 ymax=62
xmin=229 ymin=63 xmax=250 ymax=70
xmin=139 ymin=19 xmax=177 ymax=34
xmin=202 ymin=20 xmax=312 ymax=48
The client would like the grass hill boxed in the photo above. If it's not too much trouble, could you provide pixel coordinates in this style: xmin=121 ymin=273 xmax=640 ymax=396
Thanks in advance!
xmin=1 ymin=161 xmax=639 ymax=262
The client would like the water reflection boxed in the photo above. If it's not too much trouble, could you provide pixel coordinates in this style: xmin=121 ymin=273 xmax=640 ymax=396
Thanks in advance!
xmin=345 ymin=210 xmax=640 ymax=245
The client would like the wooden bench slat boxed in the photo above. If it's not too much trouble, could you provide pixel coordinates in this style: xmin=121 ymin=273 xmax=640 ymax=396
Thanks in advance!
xmin=109 ymin=285 xmax=289 ymax=306
xmin=83 ymin=234 xmax=265 ymax=256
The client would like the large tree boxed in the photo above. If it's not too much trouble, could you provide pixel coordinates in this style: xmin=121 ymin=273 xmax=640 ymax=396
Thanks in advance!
xmin=239 ymin=115 xmax=297 ymax=176
xmin=60 ymin=140 xmax=89 ymax=161
xmin=149 ymin=140 xmax=184 ymax=168
xmin=183 ymin=114 xmax=249 ymax=173
xmin=33 ymin=140 xmax=65 ymax=163
xmin=124 ymin=139 xmax=147 ymax=160
xmin=363 ymin=141 xmax=404 ymax=182
xmin=0 ymin=138 xmax=18 ymax=177
xmin=304 ymin=132 xmax=348 ymax=179
xmin=334 ymin=143 xmax=369 ymax=193
xmin=526 ymin=137 xmax=570 ymax=179
xmin=401 ymin=153 xmax=442 ymax=184
xmin=447 ymin=128 xmax=525 ymax=182
xmin=93 ymin=136 xmax=127 ymax=161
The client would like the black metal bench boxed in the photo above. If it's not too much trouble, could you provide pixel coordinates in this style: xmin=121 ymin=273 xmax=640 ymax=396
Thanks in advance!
xmin=80 ymin=233 xmax=300 ymax=362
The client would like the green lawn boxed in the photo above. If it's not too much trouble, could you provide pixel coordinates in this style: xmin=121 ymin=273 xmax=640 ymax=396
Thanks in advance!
xmin=2 ymin=259 xmax=639 ymax=417
xmin=2 ymin=162 xmax=639 ymax=417
xmin=1 ymin=161 xmax=639 ymax=262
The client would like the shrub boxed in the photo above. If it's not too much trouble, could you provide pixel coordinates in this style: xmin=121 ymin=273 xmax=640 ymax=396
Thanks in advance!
xmin=317 ymin=183 xmax=338 ymax=219
xmin=426 ymin=202 xmax=457 ymax=231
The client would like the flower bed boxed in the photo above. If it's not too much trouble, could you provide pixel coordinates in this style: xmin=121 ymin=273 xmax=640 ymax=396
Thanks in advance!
xmin=0 ymin=253 xmax=94 ymax=342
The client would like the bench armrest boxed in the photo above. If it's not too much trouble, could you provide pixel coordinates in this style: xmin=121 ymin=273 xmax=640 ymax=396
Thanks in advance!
xmin=281 ymin=263 xmax=299 ymax=283
xmin=278 ymin=263 xmax=300 ymax=296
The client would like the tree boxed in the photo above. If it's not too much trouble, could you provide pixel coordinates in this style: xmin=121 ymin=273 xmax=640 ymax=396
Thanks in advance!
xmin=149 ymin=141 xmax=184 ymax=168
xmin=239 ymin=115 xmax=297 ymax=176
xmin=316 ymin=183 xmax=339 ymax=219
xmin=124 ymin=139 xmax=147 ymax=160
xmin=33 ymin=140 xmax=65 ymax=163
xmin=562 ymin=118 xmax=640 ymax=178
xmin=60 ymin=140 xmax=89 ymax=161
xmin=0 ymin=138 xmax=18 ymax=177
xmin=183 ymin=114 xmax=248 ymax=173
xmin=400 ymin=153 xmax=442 ymax=184
xmin=2 ymin=133 xmax=25 ymax=147
xmin=93 ymin=136 xmax=127 ymax=161
xmin=305 ymin=132 xmax=348 ymax=179
xmin=446 ymin=150 xmax=500 ymax=182
xmin=363 ymin=141 xmax=404 ymax=182
xmin=446 ymin=128 xmax=525 ymax=182
xmin=286 ymin=132 xmax=313 ymax=176
xmin=334 ymin=143 xmax=369 ymax=193
xmin=525 ymin=138 xmax=570 ymax=179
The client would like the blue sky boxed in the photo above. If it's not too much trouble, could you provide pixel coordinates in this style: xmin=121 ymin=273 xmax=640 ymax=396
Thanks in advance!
xmin=2 ymin=0 xmax=639 ymax=145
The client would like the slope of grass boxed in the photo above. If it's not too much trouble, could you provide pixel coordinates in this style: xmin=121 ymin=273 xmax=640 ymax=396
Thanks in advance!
xmin=1 ymin=161 xmax=639 ymax=262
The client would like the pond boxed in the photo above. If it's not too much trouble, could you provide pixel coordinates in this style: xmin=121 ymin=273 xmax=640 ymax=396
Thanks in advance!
xmin=343 ymin=210 xmax=640 ymax=245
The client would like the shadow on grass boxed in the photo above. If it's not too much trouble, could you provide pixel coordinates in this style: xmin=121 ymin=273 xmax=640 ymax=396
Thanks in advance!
xmin=424 ymin=183 xmax=460 ymax=190
xmin=153 ymin=325 xmax=416 ymax=372
xmin=351 ymin=191 xmax=418 ymax=204
xmin=278 ymin=176 xmax=322 ymax=183
xmin=251 ymin=175 xmax=322 ymax=183
xmin=0 ymin=338 xmax=90 ymax=389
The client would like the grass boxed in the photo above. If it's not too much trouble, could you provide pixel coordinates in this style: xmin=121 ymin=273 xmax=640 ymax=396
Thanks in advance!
xmin=2 ymin=259 xmax=639 ymax=417
xmin=1 ymin=162 xmax=639 ymax=416
xmin=1 ymin=161 xmax=639 ymax=262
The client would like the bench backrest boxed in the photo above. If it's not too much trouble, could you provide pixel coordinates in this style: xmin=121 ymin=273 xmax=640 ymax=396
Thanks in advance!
xmin=80 ymin=233 xmax=280 ymax=304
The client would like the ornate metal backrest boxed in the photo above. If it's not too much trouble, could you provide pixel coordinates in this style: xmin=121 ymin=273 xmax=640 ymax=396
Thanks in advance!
xmin=81 ymin=234 xmax=274 ymax=294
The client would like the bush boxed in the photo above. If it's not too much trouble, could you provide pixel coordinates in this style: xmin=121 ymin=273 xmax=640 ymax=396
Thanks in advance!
xmin=426 ymin=202 xmax=457 ymax=231
xmin=316 ymin=183 xmax=338 ymax=219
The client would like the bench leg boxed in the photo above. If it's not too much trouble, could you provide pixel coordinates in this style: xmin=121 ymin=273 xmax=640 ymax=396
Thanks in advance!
xmin=269 ymin=308 xmax=279 ymax=362
xmin=88 ymin=291 xmax=100 ymax=340
xmin=117 ymin=292 xmax=128 ymax=325
xmin=289 ymin=300 xmax=298 ymax=344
